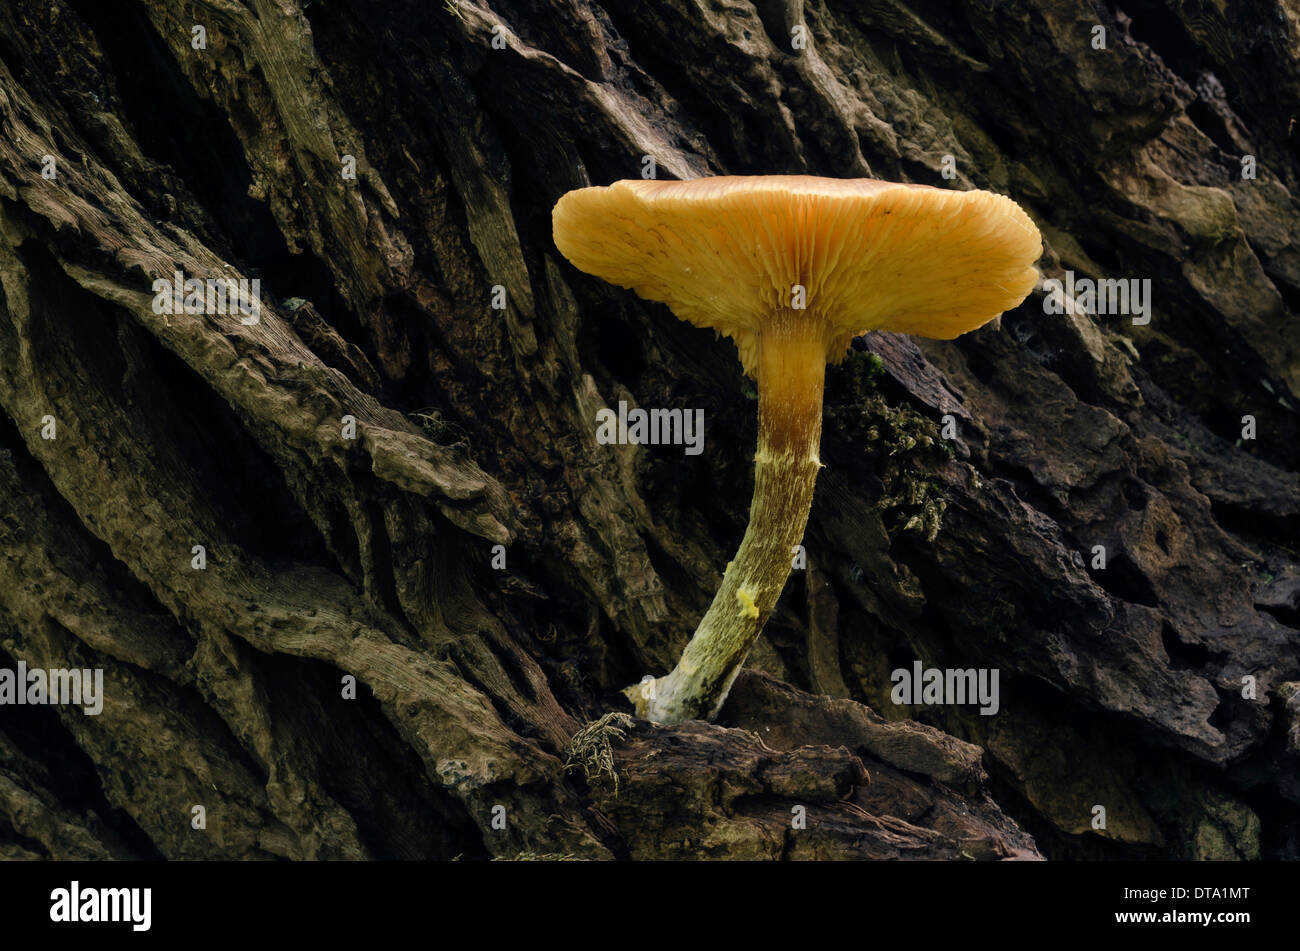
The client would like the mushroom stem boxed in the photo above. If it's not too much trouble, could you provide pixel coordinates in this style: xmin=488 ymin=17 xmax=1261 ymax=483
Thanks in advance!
xmin=625 ymin=309 xmax=827 ymax=723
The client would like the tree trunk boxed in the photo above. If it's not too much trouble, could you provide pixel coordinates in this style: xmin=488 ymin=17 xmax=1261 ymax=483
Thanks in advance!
xmin=0 ymin=0 xmax=1296 ymax=860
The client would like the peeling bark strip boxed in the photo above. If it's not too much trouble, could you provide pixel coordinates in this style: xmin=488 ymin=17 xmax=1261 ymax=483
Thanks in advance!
xmin=0 ymin=0 xmax=1296 ymax=861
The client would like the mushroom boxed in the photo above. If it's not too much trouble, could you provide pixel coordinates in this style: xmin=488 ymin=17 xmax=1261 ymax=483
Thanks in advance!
xmin=552 ymin=175 xmax=1041 ymax=724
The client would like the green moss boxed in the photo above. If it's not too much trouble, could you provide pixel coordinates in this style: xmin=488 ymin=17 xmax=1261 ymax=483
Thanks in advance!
xmin=867 ymin=404 xmax=949 ymax=543
xmin=864 ymin=352 xmax=883 ymax=383
xmin=841 ymin=350 xmax=884 ymax=393
xmin=1191 ymin=790 xmax=1260 ymax=860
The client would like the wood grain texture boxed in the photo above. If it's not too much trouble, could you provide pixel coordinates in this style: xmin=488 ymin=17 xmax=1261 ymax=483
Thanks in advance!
xmin=0 ymin=0 xmax=1296 ymax=860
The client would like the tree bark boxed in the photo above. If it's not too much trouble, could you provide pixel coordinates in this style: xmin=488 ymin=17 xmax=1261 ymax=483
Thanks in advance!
xmin=0 ymin=0 xmax=1296 ymax=860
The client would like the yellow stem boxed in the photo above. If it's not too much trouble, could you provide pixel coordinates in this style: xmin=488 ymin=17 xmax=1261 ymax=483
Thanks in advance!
xmin=625 ymin=311 xmax=826 ymax=723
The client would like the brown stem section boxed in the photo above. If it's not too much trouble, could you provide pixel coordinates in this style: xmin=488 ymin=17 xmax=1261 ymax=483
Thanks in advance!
xmin=624 ymin=310 xmax=827 ymax=723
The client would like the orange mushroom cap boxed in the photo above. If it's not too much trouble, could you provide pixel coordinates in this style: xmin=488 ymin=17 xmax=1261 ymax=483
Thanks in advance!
xmin=553 ymin=175 xmax=1042 ymax=376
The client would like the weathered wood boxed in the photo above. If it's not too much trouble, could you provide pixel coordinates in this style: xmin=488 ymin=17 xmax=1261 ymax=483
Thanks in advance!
xmin=0 ymin=0 xmax=1296 ymax=860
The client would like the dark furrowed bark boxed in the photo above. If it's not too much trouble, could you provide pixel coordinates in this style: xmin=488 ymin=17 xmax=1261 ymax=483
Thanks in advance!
xmin=0 ymin=0 xmax=1296 ymax=860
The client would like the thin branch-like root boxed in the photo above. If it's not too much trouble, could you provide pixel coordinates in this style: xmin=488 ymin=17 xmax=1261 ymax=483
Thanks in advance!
xmin=564 ymin=712 xmax=635 ymax=796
